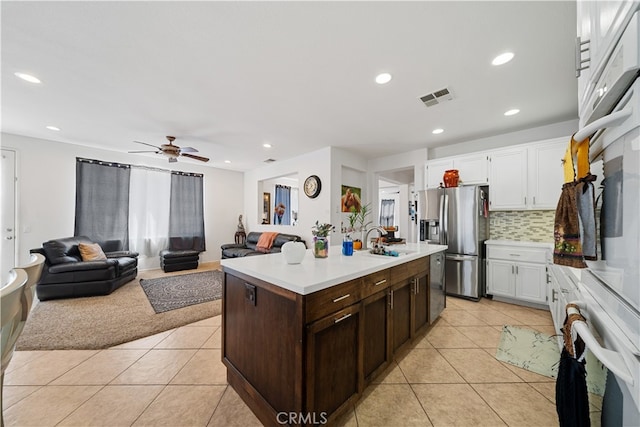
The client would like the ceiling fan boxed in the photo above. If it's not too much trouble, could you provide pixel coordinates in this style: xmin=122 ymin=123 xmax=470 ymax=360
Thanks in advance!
xmin=129 ymin=136 xmax=210 ymax=163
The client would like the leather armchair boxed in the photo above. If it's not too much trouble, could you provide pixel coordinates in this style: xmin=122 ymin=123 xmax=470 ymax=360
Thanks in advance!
xmin=31 ymin=236 xmax=139 ymax=301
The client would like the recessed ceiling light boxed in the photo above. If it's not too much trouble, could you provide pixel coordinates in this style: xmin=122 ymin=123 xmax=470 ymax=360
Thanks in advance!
xmin=46 ymin=126 xmax=60 ymax=131
xmin=492 ymin=52 xmax=514 ymax=66
xmin=224 ymin=160 xmax=231 ymax=164
xmin=263 ymin=143 xmax=272 ymax=148
xmin=15 ymin=72 xmax=41 ymax=84
xmin=504 ymin=109 xmax=520 ymax=116
xmin=432 ymin=128 xmax=444 ymax=135
xmin=375 ymin=73 xmax=392 ymax=84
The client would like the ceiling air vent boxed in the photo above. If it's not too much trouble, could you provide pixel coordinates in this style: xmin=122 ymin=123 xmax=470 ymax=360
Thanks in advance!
xmin=264 ymin=158 xmax=276 ymax=163
xmin=420 ymin=87 xmax=453 ymax=108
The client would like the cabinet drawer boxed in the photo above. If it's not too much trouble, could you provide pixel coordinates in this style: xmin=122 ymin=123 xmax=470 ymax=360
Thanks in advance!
xmin=361 ymin=269 xmax=391 ymax=299
xmin=390 ymin=257 xmax=429 ymax=283
xmin=487 ymin=246 xmax=549 ymax=264
xmin=305 ymin=278 xmax=363 ymax=323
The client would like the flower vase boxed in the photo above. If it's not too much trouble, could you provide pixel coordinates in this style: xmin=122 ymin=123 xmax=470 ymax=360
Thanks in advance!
xmin=313 ymin=236 xmax=329 ymax=258
xmin=443 ymin=169 xmax=459 ymax=187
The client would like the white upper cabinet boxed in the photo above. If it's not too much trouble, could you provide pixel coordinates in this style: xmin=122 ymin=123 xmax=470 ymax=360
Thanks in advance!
xmin=454 ymin=153 xmax=489 ymax=186
xmin=489 ymin=137 xmax=567 ymax=211
xmin=424 ymin=154 xmax=488 ymax=189
xmin=488 ymin=147 xmax=529 ymax=210
xmin=424 ymin=159 xmax=453 ymax=189
xmin=527 ymin=138 xmax=566 ymax=210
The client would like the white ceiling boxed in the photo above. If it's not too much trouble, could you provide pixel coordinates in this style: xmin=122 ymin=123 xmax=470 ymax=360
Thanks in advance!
xmin=1 ymin=1 xmax=578 ymax=171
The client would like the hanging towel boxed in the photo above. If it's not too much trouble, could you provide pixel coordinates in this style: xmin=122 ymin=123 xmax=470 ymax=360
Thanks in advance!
xmin=554 ymin=135 xmax=597 ymax=268
xmin=554 ymin=138 xmax=587 ymax=268
xmin=556 ymin=303 xmax=590 ymax=427
xmin=256 ymin=232 xmax=279 ymax=253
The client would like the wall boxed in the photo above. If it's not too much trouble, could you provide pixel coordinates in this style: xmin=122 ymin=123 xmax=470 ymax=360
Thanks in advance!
xmin=2 ymin=133 xmax=244 ymax=267
xmin=244 ymin=147 xmax=332 ymax=246
xmin=367 ymin=148 xmax=429 ymax=231
xmin=428 ymin=119 xmax=577 ymax=160
xmin=489 ymin=210 xmax=555 ymax=242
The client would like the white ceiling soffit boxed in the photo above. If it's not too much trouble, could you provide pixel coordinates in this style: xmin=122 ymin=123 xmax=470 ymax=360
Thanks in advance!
xmin=1 ymin=1 xmax=578 ymax=171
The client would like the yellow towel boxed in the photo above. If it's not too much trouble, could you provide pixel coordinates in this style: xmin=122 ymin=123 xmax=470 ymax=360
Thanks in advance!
xmin=563 ymin=136 xmax=591 ymax=183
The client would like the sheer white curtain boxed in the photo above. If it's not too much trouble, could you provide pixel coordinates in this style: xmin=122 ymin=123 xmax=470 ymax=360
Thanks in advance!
xmin=128 ymin=167 xmax=171 ymax=268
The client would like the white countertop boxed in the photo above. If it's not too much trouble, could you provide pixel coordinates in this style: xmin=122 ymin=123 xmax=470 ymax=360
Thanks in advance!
xmin=485 ymin=240 xmax=553 ymax=249
xmin=221 ymin=242 xmax=447 ymax=295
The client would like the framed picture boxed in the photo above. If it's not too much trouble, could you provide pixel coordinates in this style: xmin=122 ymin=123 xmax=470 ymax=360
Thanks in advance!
xmin=341 ymin=185 xmax=362 ymax=213
xmin=262 ymin=192 xmax=271 ymax=224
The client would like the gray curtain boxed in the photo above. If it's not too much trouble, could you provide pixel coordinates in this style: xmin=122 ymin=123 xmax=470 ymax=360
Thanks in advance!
xmin=75 ymin=158 xmax=131 ymax=248
xmin=274 ymin=184 xmax=291 ymax=225
xmin=169 ymin=171 xmax=205 ymax=251
xmin=380 ymin=199 xmax=395 ymax=227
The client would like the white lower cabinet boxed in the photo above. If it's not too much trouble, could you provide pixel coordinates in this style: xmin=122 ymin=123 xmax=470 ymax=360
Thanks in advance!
xmin=486 ymin=241 xmax=551 ymax=306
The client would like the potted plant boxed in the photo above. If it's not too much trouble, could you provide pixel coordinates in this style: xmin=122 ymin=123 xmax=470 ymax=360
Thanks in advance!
xmin=356 ymin=203 xmax=372 ymax=243
xmin=311 ymin=221 xmax=334 ymax=258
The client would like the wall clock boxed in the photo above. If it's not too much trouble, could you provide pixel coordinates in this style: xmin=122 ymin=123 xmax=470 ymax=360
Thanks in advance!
xmin=304 ymin=175 xmax=322 ymax=198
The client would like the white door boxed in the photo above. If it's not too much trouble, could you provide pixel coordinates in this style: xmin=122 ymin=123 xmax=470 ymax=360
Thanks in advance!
xmin=425 ymin=159 xmax=454 ymax=189
xmin=514 ymin=262 xmax=548 ymax=304
xmin=528 ymin=140 xmax=566 ymax=209
xmin=486 ymin=260 xmax=515 ymax=297
xmin=453 ymin=154 xmax=489 ymax=185
xmin=1 ymin=149 xmax=17 ymax=284
xmin=488 ymin=148 xmax=528 ymax=210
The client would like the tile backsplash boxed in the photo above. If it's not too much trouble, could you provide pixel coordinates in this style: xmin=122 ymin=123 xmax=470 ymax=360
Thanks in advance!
xmin=489 ymin=210 xmax=555 ymax=242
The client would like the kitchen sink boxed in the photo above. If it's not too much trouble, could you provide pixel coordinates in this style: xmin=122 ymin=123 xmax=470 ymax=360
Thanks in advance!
xmin=362 ymin=247 xmax=415 ymax=257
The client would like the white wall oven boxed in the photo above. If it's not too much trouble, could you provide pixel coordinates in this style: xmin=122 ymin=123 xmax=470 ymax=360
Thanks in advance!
xmin=561 ymin=6 xmax=640 ymax=425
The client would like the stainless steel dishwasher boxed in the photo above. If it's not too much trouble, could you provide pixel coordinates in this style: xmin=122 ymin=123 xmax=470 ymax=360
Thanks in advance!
xmin=429 ymin=251 xmax=446 ymax=323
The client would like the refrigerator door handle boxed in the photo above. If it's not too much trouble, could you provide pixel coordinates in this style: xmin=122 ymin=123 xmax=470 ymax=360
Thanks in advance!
xmin=445 ymin=254 xmax=477 ymax=261
xmin=438 ymin=193 xmax=445 ymax=244
xmin=441 ymin=193 xmax=448 ymax=245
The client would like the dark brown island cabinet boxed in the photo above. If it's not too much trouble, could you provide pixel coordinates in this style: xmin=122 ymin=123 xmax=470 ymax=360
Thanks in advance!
xmin=222 ymin=254 xmax=441 ymax=426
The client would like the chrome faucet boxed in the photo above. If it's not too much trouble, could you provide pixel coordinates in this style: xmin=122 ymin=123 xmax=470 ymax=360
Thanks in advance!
xmin=363 ymin=226 xmax=388 ymax=250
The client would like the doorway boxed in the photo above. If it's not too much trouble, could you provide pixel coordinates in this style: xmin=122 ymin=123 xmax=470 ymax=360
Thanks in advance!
xmin=2 ymin=149 xmax=17 ymax=284
xmin=377 ymin=167 xmax=415 ymax=243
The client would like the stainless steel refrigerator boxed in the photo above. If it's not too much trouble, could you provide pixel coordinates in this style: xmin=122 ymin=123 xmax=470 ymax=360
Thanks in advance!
xmin=419 ymin=186 xmax=489 ymax=300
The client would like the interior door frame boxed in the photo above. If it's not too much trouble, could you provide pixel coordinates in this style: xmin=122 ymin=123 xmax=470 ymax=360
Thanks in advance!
xmin=1 ymin=148 xmax=18 ymax=283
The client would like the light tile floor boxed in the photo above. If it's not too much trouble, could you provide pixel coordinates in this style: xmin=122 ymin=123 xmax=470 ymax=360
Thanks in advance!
xmin=3 ymin=280 xmax=603 ymax=426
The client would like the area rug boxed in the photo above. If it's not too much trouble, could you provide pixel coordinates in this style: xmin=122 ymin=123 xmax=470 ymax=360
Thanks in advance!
xmin=140 ymin=270 xmax=223 ymax=313
xmin=496 ymin=325 xmax=607 ymax=395
xmin=15 ymin=269 xmax=222 ymax=351
xmin=496 ymin=325 xmax=561 ymax=378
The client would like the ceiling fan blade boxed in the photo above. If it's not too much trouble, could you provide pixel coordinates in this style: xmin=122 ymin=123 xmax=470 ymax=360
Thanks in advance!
xmin=181 ymin=153 xmax=210 ymax=162
xmin=128 ymin=150 xmax=161 ymax=153
xmin=179 ymin=146 xmax=198 ymax=153
xmin=133 ymin=140 xmax=162 ymax=149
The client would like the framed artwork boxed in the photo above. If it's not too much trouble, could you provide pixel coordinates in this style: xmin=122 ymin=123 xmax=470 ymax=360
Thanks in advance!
xmin=262 ymin=192 xmax=271 ymax=224
xmin=341 ymin=185 xmax=362 ymax=213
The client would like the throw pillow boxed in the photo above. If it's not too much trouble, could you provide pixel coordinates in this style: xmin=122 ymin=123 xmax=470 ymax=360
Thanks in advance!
xmin=78 ymin=242 xmax=107 ymax=261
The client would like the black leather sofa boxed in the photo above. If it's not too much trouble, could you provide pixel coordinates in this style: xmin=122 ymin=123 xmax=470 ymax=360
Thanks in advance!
xmin=221 ymin=231 xmax=305 ymax=259
xmin=31 ymin=236 xmax=139 ymax=301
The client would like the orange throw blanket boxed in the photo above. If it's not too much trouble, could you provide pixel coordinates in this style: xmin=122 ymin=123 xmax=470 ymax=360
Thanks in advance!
xmin=256 ymin=232 xmax=279 ymax=253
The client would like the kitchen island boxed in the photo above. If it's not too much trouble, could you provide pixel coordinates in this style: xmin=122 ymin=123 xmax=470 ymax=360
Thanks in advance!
xmin=221 ymin=243 xmax=447 ymax=426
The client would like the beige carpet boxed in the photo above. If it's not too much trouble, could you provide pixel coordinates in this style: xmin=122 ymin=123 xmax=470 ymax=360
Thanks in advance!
xmin=16 ymin=265 xmax=222 ymax=351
